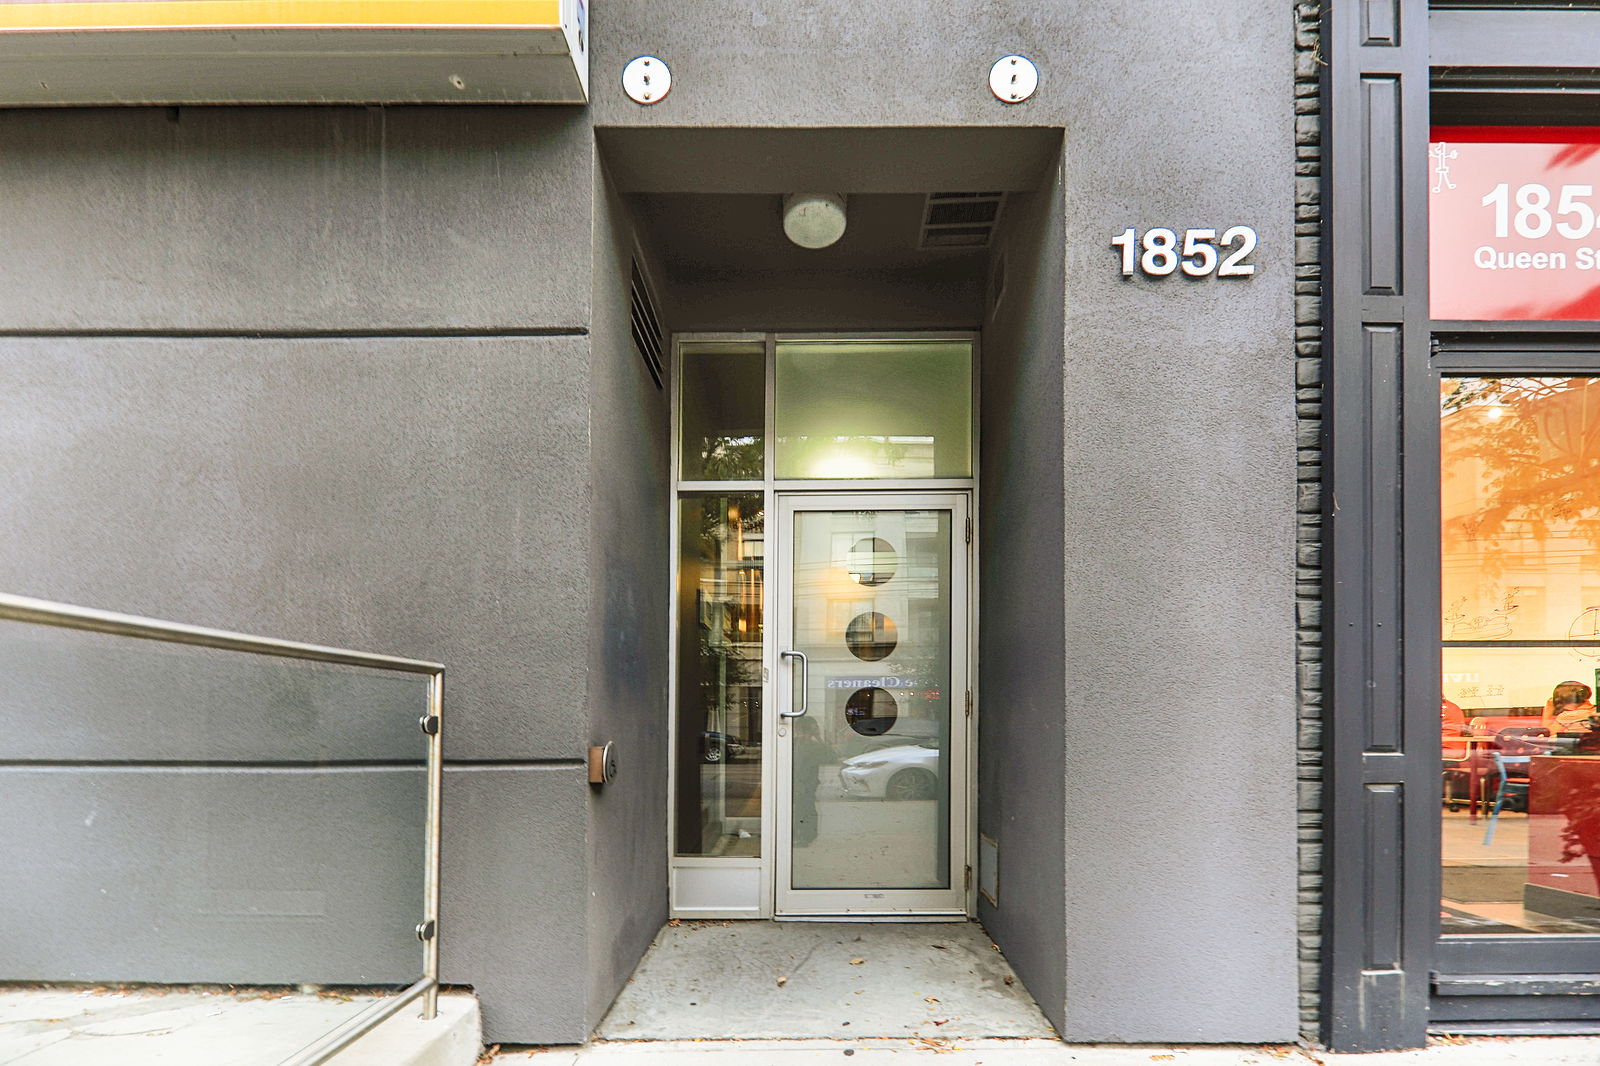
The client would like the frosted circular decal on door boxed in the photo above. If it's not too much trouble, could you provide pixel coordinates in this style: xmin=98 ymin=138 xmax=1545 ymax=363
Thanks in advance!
xmin=844 ymin=687 xmax=899 ymax=736
xmin=845 ymin=537 xmax=896 ymax=587
xmin=845 ymin=612 xmax=898 ymax=662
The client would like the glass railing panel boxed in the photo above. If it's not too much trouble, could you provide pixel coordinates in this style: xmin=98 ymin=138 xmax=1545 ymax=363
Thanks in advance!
xmin=0 ymin=600 xmax=440 ymax=1065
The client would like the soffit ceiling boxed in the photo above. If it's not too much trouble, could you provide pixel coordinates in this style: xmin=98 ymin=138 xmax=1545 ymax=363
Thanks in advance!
xmin=632 ymin=192 xmax=988 ymax=282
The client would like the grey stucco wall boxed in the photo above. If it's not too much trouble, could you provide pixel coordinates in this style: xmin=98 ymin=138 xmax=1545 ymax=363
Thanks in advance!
xmin=1053 ymin=1 xmax=1299 ymax=1043
xmin=0 ymin=339 xmax=592 ymax=763
xmin=976 ymin=171 xmax=1068 ymax=1033
xmin=443 ymin=764 xmax=589 ymax=1043
xmin=667 ymin=272 xmax=983 ymax=333
xmin=591 ymin=1 xmax=1065 ymax=130
xmin=0 ymin=334 xmax=596 ymax=1040
xmin=0 ymin=107 xmax=592 ymax=332
xmin=595 ymin=0 xmax=1299 ymax=1039
xmin=583 ymin=153 xmax=673 ymax=1031
xmin=3 ymin=0 xmax=1306 ymax=1047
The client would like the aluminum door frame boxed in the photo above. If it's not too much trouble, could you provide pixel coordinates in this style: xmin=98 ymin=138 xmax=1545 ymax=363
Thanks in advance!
xmin=771 ymin=491 xmax=972 ymax=918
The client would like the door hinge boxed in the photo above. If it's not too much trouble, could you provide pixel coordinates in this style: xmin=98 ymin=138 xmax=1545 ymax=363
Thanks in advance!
xmin=964 ymin=865 xmax=972 ymax=891
xmin=965 ymin=690 xmax=973 ymax=717
xmin=964 ymin=517 xmax=972 ymax=544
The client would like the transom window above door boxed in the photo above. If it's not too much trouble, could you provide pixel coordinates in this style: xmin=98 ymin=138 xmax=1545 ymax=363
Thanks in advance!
xmin=677 ymin=335 xmax=975 ymax=485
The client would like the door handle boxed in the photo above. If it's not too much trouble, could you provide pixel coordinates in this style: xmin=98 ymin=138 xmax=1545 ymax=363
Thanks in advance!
xmin=780 ymin=650 xmax=809 ymax=718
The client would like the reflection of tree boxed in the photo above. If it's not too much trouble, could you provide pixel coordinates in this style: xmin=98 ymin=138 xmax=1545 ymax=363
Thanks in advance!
xmin=696 ymin=435 xmax=763 ymax=481
xmin=1441 ymin=378 xmax=1600 ymax=583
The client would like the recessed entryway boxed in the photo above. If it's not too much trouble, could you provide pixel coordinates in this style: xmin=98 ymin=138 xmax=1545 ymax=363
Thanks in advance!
xmin=596 ymin=920 xmax=1053 ymax=1041
xmin=597 ymin=123 xmax=1070 ymax=1033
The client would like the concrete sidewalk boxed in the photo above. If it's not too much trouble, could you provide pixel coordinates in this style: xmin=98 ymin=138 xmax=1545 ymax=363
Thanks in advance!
xmin=0 ymin=986 xmax=480 ymax=1066
xmin=490 ymin=1036 xmax=1600 ymax=1065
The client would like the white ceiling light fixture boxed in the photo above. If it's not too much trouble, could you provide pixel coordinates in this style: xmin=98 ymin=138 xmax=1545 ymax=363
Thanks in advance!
xmin=782 ymin=192 xmax=848 ymax=249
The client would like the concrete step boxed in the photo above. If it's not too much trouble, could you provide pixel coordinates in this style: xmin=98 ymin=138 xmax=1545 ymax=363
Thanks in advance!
xmin=329 ymin=991 xmax=480 ymax=1066
xmin=492 ymin=1035 xmax=1600 ymax=1065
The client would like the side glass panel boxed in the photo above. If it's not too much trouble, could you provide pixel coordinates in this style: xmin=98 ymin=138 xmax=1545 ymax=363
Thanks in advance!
xmin=679 ymin=341 xmax=766 ymax=481
xmin=774 ymin=340 xmax=972 ymax=479
xmin=0 ymin=620 xmax=427 ymax=1002
xmin=1440 ymin=377 xmax=1600 ymax=934
xmin=675 ymin=494 xmax=764 ymax=857
xmin=789 ymin=508 xmax=952 ymax=889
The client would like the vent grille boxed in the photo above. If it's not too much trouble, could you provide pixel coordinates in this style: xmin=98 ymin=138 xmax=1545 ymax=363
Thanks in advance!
xmin=919 ymin=192 xmax=1005 ymax=249
xmin=630 ymin=259 xmax=664 ymax=390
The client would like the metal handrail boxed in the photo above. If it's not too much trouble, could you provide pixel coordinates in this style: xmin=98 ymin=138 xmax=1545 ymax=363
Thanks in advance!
xmin=0 ymin=592 xmax=445 ymax=1063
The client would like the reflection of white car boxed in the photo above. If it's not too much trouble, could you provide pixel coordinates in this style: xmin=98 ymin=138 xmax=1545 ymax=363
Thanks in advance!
xmin=838 ymin=742 xmax=940 ymax=801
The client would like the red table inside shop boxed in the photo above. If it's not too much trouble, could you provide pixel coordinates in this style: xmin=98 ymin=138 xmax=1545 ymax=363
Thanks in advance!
xmin=1442 ymin=734 xmax=1501 ymax=822
xmin=1527 ymin=756 xmax=1600 ymax=917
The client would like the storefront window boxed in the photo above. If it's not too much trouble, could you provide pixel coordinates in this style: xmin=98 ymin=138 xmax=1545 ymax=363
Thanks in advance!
xmin=1440 ymin=377 xmax=1600 ymax=934
xmin=674 ymin=494 xmax=764 ymax=857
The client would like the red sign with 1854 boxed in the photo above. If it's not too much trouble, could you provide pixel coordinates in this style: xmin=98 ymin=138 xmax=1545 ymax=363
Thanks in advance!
xmin=1431 ymin=127 xmax=1600 ymax=320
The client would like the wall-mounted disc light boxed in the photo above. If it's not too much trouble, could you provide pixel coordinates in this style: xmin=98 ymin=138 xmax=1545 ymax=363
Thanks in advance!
xmin=622 ymin=55 xmax=670 ymax=104
xmin=782 ymin=192 xmax=848 ymax=249
xmin=989 ymin=54 xmax=1037 ymax=103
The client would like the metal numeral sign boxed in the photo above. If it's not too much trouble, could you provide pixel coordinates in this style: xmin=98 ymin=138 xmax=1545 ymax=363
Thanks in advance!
xmin=1111 ymin=226 xmax=1258 ymax=278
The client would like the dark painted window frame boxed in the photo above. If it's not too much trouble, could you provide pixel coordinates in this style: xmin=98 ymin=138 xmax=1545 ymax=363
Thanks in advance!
xmin=1323 ymin=0 xmax=1600 ymax=1051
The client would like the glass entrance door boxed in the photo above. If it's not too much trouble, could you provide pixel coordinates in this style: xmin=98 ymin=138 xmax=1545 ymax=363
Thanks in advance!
xmin=667 ymin=333 xmax=978 ymax=920
xmin=773 ymin=493 xmax=970 ymax=916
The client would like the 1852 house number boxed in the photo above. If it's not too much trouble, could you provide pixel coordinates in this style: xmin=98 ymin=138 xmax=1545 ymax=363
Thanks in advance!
xmin=1111 ymin=226 xmax=1258 ymax=278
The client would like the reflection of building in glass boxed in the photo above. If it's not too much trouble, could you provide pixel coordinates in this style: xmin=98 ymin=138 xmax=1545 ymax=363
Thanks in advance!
xmin=1440 ymin=377 xmax=1600 ymax=939
xmin=677 ymin=496 xmax=765 ymax=858
xmin=1442 ymin=378 xmax=1600 ymax=708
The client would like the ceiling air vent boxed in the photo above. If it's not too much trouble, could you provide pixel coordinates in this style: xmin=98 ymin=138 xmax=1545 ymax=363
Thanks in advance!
xmin=630 ymin=258 xmax=665 ymax=390
xmin=919 ymin=192 xmax=1005 ymax=249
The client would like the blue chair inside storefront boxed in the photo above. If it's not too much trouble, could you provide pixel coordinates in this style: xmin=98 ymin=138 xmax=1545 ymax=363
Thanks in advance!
xmin=1481 ymin=727 xmax=1550 ymax=846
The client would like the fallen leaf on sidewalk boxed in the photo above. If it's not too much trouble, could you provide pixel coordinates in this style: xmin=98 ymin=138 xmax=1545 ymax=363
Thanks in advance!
xmin=925 ymin=995 xmax=940 ymax=1003
xmin=1003 ymin=976 xmax=1014 ymax=986
xmin=1151 ymin=1056 xmax=1174 ymax=1061
xmin=475 ymin=1044 xmax=500 ymax=1064
xmin=911 ymin=1037 xmax=956 ymax=1053
xmin=776 ymin=976 xmax=787 ymax=987
xmin=850 ymin=958 xmax=865 ymax=965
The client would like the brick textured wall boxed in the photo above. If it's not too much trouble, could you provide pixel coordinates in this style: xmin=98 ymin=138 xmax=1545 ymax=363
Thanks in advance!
xmin=1294 ymin=0 xmax=1325 ymax=1041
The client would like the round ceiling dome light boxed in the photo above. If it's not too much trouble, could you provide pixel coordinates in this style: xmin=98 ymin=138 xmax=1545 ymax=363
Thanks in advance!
xmin=782 ymin=192 xmax=848 ymax=249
